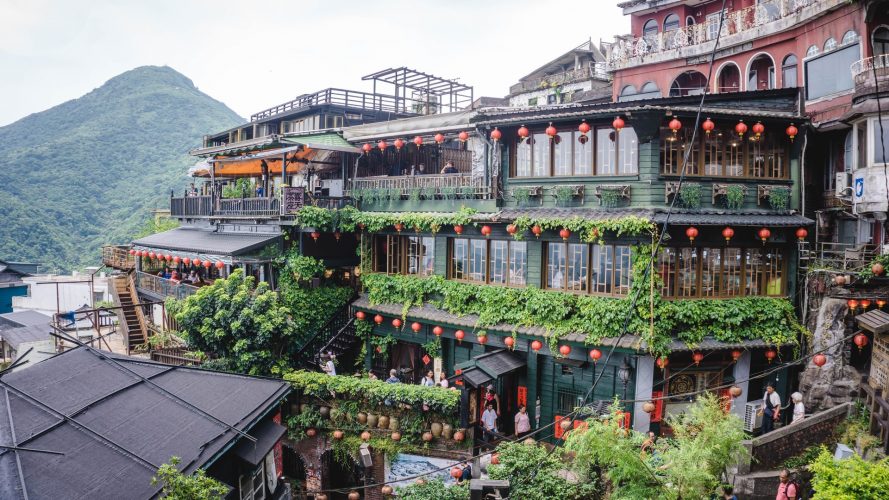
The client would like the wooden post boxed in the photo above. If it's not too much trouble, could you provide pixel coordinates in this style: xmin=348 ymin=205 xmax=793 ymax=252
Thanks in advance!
xmin=526 ymin=341 xmax=538 ymax=431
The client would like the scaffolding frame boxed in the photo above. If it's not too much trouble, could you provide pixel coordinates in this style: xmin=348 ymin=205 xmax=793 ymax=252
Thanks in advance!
xmin=363 ymin=67 xmax=474 ymax=115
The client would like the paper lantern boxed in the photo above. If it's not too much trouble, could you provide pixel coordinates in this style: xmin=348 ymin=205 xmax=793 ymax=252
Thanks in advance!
xmin=559 ymin=345 xmax=571 ymax=356
xmin=758 ymin=228 xmax=771 ymax=243
xmin=531 ymin=340 xmax=543 ymax=352
xmin=378 ymin=139 xmax=388 ymax=151
xmin=847 ymin=299 xmax=859 ymax=310
xmin=735 ymin=120 xmax=748 ymax=138
xmin=183 ymin=257 xmax=191 ymax=266
xmin=480 ymin=225 xmax=492 ymax=237
xmin=477 ymin=334 xmax=488 ymax=344
xmin=455 ymin=330 xmax=465 ymax=343
xmin=559 ymin=228 xmax=571 ymax=241
xmin=589 ymin=348 xmax=602 ymax=362
xmin=310 ymin=231 xmax=320 ymax=242
xmin=362 ymin=143 xmax=372 ymax=153
xmin=854 ymin=333 xmax=869 ymax=350
xmin=433 ymin=326 xmax=444 ymax=336
xmin=692 ymin=351 xmax=704 ymax=365
xmin=490 ymin=127 xmax=502 ymax=142
xmin=796 ymin=228 xmax=808 ymax=241
xmin=374 ymin=314 xmax=384 ymax=325
xmin=394 ymin=222 xmax=404 ymax=232
xmin=731 ymin=349 xmax=742 ymax=362
xmin=612 ymin=116 xmax=625 ymax=131
xmin=506 ymin=224 xmax=518 ymax=235
xmin=813 ymin=353 xmax=827 ymax=367
xmin=531 ymin=225 xmax=542 ymax=238
xmin=355 ymin=311 xmax=366 ymax=321
xmin=702 ymin=117 xmax=715 ymax=135
xmin=729 ymin=386 xmax=743 ymax=398
xmin=413 ymin=135 xmax=423 ymax=147
xmin=215 ymin=261 xmax=224 ymax=270
xmin=765 ymin=349 xmax=777 ymax=363
xmin=306 ymin=428 xmax=317 ymax=437
xmin=458 ymin=131 xmax=469 ymax=142
xmin=192 ymin=259 xmax=201 ymax=267
xmin=434 ymin=133 xmax=445 ymax=144
xmin=668 ymin=117 xmax=682 ymax=134
xmin=361 ymin=431 xmax=372 ymax=441
xmin=392 ymin=318 xmax=402 ymax=329
xmin=504 ymin=336 xmax=515 ymax=349
xmin=453 ymin=224 xmax=463 ymax=235
xmin=685 ymin=226 xmax=698 ymax=243
xmin=579 ymin=119 xmax=592 ymax=134
xmin=450 ymin=467 xmax=463 ymax=479
xmin=172 ymin=256 xmax=181 ymax=264
xmin=202 ymin=260 xmax=211 ymax=268
xmin=861 ymin=299 xmax=872 ymax=309
xmin=393 ymin=138 xmax=405 ymax=150
xmin=786 ymin=123 xmax=798 ymax=142
xmin=333 ymin=430 xmax=345 ymax=439
xmin=752 ymin=121 xmax=765 ymax=138
xmin=518 ymin=125 xmax=529 ymax=140
xmin=545 ymin=123 xmax=557 ymax=137
xmin=722 ymin=227 xmax=734 ymax=243
xmin=643 ymin=401 xmax=656 ymax=413
xmin=411 ymin=322 xmax=422 ymax=333
xmin=872 ymin=263 xmax=885 ymax=276
xmin=656 ymin=357 xmax=669 ymax=369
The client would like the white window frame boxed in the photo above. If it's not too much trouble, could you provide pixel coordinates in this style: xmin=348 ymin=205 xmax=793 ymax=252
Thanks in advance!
xmin=239 ymin=462 xmax=266 ymax=500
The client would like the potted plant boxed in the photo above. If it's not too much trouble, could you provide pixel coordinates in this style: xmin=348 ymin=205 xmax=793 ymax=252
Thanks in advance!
xmin=769 ymin=187 xmax=790 ymax=211
xmin=679 ymin=184 xmax=702 ymax=209
xmin=725 ymin=185 xmax=745 ymax=210
xmin=513 ymin=187 xmax=532 ymax=207
xmin=553 ymin=185 xmax=575 ymax=206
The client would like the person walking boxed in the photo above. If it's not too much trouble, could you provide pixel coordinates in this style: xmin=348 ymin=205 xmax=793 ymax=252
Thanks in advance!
xmin=760 ymin=383 xmax=781 ymax=434
xmin=386 ymin=369 xmax=400 ymax=383
xmin=421 ymin=370 xmax=435 ymax=387
xmin=481 ymin=403 xmax=498 ymax=442
xmin=790 ymin=392 xmax=805 ymax=424
xmin=514 ymin=406 xmax=531 ymax=439
xmin=776 ymin=469 xmax=798 ymax=500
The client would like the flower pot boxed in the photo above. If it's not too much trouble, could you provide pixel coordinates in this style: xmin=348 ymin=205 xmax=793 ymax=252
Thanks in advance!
xmin=391 ymin=432 xmax=401 ymax=441
xmin=453 ymin=430 xmax=465 ymax=442
xmin=361 ymin=431 xmax=372 ymax=441
xmin=431 ymin=422 xmax=443 ymax=438
xmin=442 ymin=423 xmax=453 ymax=439
xmin=366 ymin=413 xmax=378 ymax=429
xmin=357 ymin=412 xmax=368 ymax=424
xmin=378 ymin=415 xmax=390 ymax=429
xmin=388 ymin=417 xmax=399 ymax=431
xmin=318 ymin=406 xmax=330 ymax=419
xmin=422 ymin=431 xmax=433 ymax=442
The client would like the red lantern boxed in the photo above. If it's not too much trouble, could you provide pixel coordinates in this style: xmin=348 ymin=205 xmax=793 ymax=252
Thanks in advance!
xmin=333 ymin=430 xmax=345 ymax=440
xmin=490 ymin=127 xmax=502 ymax=142
xmin=735 ymin=120 xmax=748 ymax=138
xmin=731 ymin=349 xmax=743 ymax=362
xmin=172 ymin=256 xmax=181 ymax=264
xmin=413 ymin=135 xmax=423 ymax=147
xmin=453 ymin=224 xmax=463 ymax=235
xmin=310 ymin=231 xmax=320 ymax=242
xmin=589 ymin=348 xmax=602 ymax=362
xmin=686 ymin=226 xmax=699 ymax=243
xmin=656 ymin=357 xmax=669 ymax=369
xmin=545 ymin=123 xmax=557 ymax=137
xmin=531 ymin=225 xmax=542 ymax=238
xmin=433 ymin=326 xmax=444 ymax=336
xmin=752 ymin=121 xmax=765 ymax=138
xmin=643 ymin=401 xmax=656 ymax=413
xmin=394 ymin=138 xmax=405 ymax=151
xmin=202 ymin=260 xmax=211 ymax=268
xmin=879 ymin=299 xmax=888 ymax=308
xmin=458 ymin=131 xmax=469 ymax=142
xmin=148 ymin=252 xmax=156 ymax=260
xmin=306 ymin=428 xmax=317 ymax=437
xmin=612 ymin=116 xmax=625 ymax=131
xmin=481 ymin=225 xmax=492 ymax=237
xmin=873 ymin=263 xmax=885 ymax=276
xmin=517 ymin=125 xmax=530 ymax=140
xmin=491 ymin=453 xmax=500 ymax=465
xmin=702 ymin=117 xmax=715 ymax=135
xmin=668 ymin=117 xmax=682 ymax=134
xmin=758 ymin=228 xmax=771 ymax=243
xmin=394 ymin=222 xmax=404 ymax=233
xmin=504 ymin=336 xmax=515 ymax=350
xmin=183 ymin=257 xmax=191 ymax=266
xmin=381 ymin=485 xmax=393 ymax=496
xmin=862 ymin=299 xmax=872 ymax=309
xmin=362 ymin=431 xmax=372 ymax=441
xmin=166 ymin=254 xmax=173 ymax=262
xmin=192 ymin=259 xmax=201 ymax=267
xmin=450 ymin=467 xmax=463 ymax=479
xmin=729 ymin=386 xmax=743 ymax=398
xmin=854 ymin=333 xmax=869 ymax=350
xmin=392 ymin=318 xmax=402 ymax=329
xmin=848 ymin=299 xmax=859 ymax=310
xmin=796 ymin=228 xmax=808 ymax=241
xmin=374 ymin=314 xmax=384 ymax=325
xmin=765 ymin=349 xmax=777 ymax=363
xmin=506 ymin=224 xmax=518 ymax=235
xmin=455 ymin=330 xmax=465 ymax=343
xmin=356 ymin=311 xmax=366 ymax=321
xmin=692 ymin=351 xmax=704 ymax=365
xmin=579 ymin=120 xmax=592 ymax=135
xmin=434 ymin=133 xmax=445 ymax=144
xmin=411 ymin=322 xmax=422 ymax=333
xmin=559 ymin=345 xmax=571 ymax=356
xmin=813 ymin=353 xmax=827 ymax=367
xmin=786 ymin=123 xmax=798 ymax=142
xmin=391 ymin=431 xmax=401 ymax=441
xmin=722 ymin=227 xmax=734 ymax=243
xmin=128 ymin=249 xmax=136 ymax=256
xmin=477 ymin=333 xmax=488 ymax=344
xmin=453 ymin=430 xmax=465 ymax=441
xmin=559 ymin=228 xmax=571 ymax=241
xmin=378 ymin=139 xmax=388 ymax=151
xmin=215 ymin=261 xmax=224 ymax=270
xmin=362 ymin=143 xmax=372 ymax=153
xmin=531 ymin=340 xmax=543 ymax=352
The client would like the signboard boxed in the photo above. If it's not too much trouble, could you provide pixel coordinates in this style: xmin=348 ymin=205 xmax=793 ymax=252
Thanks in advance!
xmin=854 ymin=175 xmax=864 ymax=203
xmin=385 ymin=454 xmax=457 ymax=489
xmin=282 ymin=186 xmax=305 ymax=214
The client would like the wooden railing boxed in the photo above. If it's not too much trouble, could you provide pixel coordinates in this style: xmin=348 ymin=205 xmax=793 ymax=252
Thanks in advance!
xmin=348 ymin=174 xmax=491 ymax=199
xmin=102 ymin=245 xmax=134 ymax=270
xmin=170 ymin=195 xmax=212 ymax=217
xmin=217 ymin=196 xmax=280 ymax=217
xmin=150 ymin=346 xmax=203 ymax=367
xmin=509 ymin=62 xmax=608 ymax=94
xmin=307 ymin=195 xmax=354 ymax=210
xmin=134 ymin=271 xmax=199 ymax=300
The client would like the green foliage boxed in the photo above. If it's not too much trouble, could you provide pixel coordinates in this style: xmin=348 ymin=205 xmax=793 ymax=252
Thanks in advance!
xmin=396 ymin=479 xmax=469 ymax=500
xmin=553 ymin=185 xmax=575 ymax=204
xmin=422 ymin=336 xmax=442 ymax=358
xmin=134 ymin=217 xmax=180 ymax=239
xmin=512 ymin=187 xmax=532 ymax=204
xmin=769 ymin=187 xmax=790 ymax=211
xmin=783 ymin=444 xmax=824 ymax=469
xmin=679 ymin=184 xmax=702 ymax=209
xmin=459 ymin=186 xmax=474 ymax=199
xmin=421 ymin=186 xmax=437 ymax=200
xmin=509 ymin=213 xmax=654 ymax=243
xmin=441 ymin=186 xmax=457 ymax=200
xmin=858 ymin=254 xmax=889 ymax=281
xmin=809 ymin=447 xmax=889 ymax=500
xmin=286 ymin=407 xmax=325 ymax=440
xmin=408 ymin=188 xmax=421 ymax=201
xmin=599 ymin=188 xmax=622 ymax=207
xmin=0 ymin=65 xmax=243 ymax=272
xmin=298 ymin=206 xmax=477 ymax=234
xmin=152 ymin=456 xmax=227 ymax=500
xmin=221 ymin=178 xmax=252 ymax=198
xmin=725 ymin=185 xmax=745 ymax=210
xmin=284 ymin=370 xmax=460 ymax=413
xmin=489 ymin=441 xmax=598 ymax=500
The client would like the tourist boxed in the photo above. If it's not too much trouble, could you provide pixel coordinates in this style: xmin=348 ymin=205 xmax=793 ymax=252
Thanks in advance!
xmin=187 ymin=270 xmax=198 ymax=284
xmin=484 ymin=384 xmax=501 ymax=416
xmin=481 ymin=402 xmax=498 ymax=440
xmin=776 ymin=469 xmax=798 ymax=500
xmin=322 ymin=353 xmax=336 ymax=376
xmin=641 ymin=431 xmax=658 ymax=454
xmin=791 ymin=392 xmax=805 ymax=424
xmin=721 ymin=485 xmax=738 ymax=500
xmin=439 ymin=371 xmax=449 ymax=388
xmin=421 ymin=370 xmax=435 ymax=387
xmin=368 ymin=371 xmax=378 ymax=381
xmin=458 ymin=463 xmax=472 ymax=484
xmin=386 ymin=369 xmax=400 ymax=384
xmin=440 ymin=161 xmax=458 ymax=174
xmin=514 ymin=405 xmax=531 ymax=439
xmin=760 ymin=384 xmax=781 ymax=434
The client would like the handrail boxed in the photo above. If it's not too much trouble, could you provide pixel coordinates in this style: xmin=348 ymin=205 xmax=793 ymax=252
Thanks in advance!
xmin=133 ymin=271 xmax=200 ymax=300
xmin=102 ymin=245 xmax=135 ymax=270
xmin=291 ymin=301 xmax=355 ymax=366
xmin=851 ymin=54 xmax=889 ymax=79
xmin=509 ymin=62 xmax=608 ymax=94
xmin=250 ymin=88 xmax=410 ymax=121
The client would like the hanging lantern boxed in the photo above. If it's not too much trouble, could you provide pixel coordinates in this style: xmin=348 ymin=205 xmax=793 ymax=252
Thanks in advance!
xmin=692 ymin=351 xmax=704 ymax=365
xmin=455 ymin=330 xmax=465 ymax=344
xmin=668 ymin=117 xmax=682 ymax=135
xmin=348 ymin=492 xmax=360 ymax=500
xmin=490 ymin=127 xmax=502 ymax=142
xmin=391 ymin=431 xmax=401 ymax=442
xmin=504 ymin=336 xmax=515 ymax=350
xmin=643 ymin=401 xmax=656 ymax=413
xmin=686 ymin=226 xmax=699 ymax=243
xmin=589 ymin=348 xmax=602 ymax=362
xmin=545 ymin=123 xmax=557 ymax=138
xmin=183 ymin=257 xmax=191 ymax=266
xmin=333 ymin=430 xmax=345 ymax=440
xmin=165 ymin=254 xmax=173 ymax=262
xmin=362 ymin=143 xmax=373 ymax=153
xmin=862 ymin=299 xmax=872 ymax=309
xmin=579 ymin=120 xmax=592 ymax=135
xmin=411 ymin=322 xmax=422 ymax=333
xmin=735 ymin=120 xmax=748 ymax=138
xmin=729 ymin=386 xmax=743 ymax=398
xmin=453 ymin=224 xmax=463 ymax=235
xmin=378 ymin=139 xmax=388 ymax=151
xmin=413 ymin=136 xmax=423 ymax=147
xmin=813 ymin=353 xmax=827 ymax=367
xmin=786 ymin=123 xmax=798 ymax=142
xmin=765 ymin=349 xmax=777 ymax=363
xmin=381 ymin=485 xmax=394 ymax=496
xmin=722 ymin=227 xmax=734 ymax=243
xmin=311 ymin=231 xmax=321 ymax=242
xmin=316 ymin=494 xmax=328 ymax=500
xmin=796 ymin=228 xmax=808 ymax=241
xmin=491 ymin=453 xmax=500 ymax=465
xmin=450 ymin=467 xmax=463 ymax=479
xmin=458 ymin=131 xmax=469 ymax=142
xmin=506 ymin=224 xmax=518 ymax=235
xmin=531 ymin=340 xmax=543 ymax=352
xmin=434 ymin=133 xmax=445 ymax=144
xmin=454 ymin=430 xmax=465 ymax=441
xmin=752 ymin=121 xmax=765 ymax=138
xmin=481 ymin=225 xmax=492 ymax=237
xmin=394 ymin=222 xmax=404 ymax=233
xmin=879 ymin=299 xmax=887 ymax=309
xmin=847 ymin=299 xmax=859 ymax=310
xmin=531 ymin=225 xmax=543 ymax=238
xmin=656 ymin=357 xmax=669 ymax=369
xmin=148 ymin=252 xmax=156 ymax=260
xmin=392 ymin=318 xmax=402 ymax=329
xmin=192 ymin=259 xmax=202 ymax=267
xmin=731 ymin=349 xmax=743 ymax=362
xmin=612 ymin=116 xmax=625 ymax=131
xmin=559 ymin=345 xmax=571 ymax=356
xmin=758 ymin=228 xmax=771 ymax=244
xmin=854 ymin=333 xmax=869 ymax=350
xmin=215 ymin=261 xmax=224 ymax=270
xmin=517 ymin=125 xmax=530 ymax=141
xmin=202 ymin=260 xmax=212 ymax=268
xmin=477 ymin=333 xmax=488 ymax=344
xmin=128 ymin=249 xmax=136 ymax=256
xmin=306 ymin=428 xmax=317 ymax=437
xmin=394 ymin=138 xmax=405 ymax=151
xmin=872 ymin=263 xmax=885 ymax=276
xmin=355 ymin=311 xmax=366 ymax=321
xmin=374 ymin=314 xmax=384 ymax=325
xmin=559 ymin=228 xmax=571 ymax=241
xmin=421 ymin=432 xmax=433 ymax=442
xmin=334 ymin=231 xmax=341 ymax=241
xmin=702 ymin=117 xmax=715 ymax=135
xmin=172 ymin=256 xmax=181 ymax=264
xmin=433 ymin=326 xmax=444 ymax=336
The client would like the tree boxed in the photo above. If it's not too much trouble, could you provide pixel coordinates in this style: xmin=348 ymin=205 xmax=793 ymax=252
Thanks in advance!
xmin=395 ymin=479 xmax=468 ymax=500
xmin=488 ymin=441 xmax=599 ymax=500
xmin=152 ymin=456 xmax=227 ymax=499
xmin=809 ymin=447 xmax=889 ymax=499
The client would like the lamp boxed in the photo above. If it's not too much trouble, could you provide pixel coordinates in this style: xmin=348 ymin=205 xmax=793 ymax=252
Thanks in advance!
xmin=618 ymin=358 xmax=633 ymax=402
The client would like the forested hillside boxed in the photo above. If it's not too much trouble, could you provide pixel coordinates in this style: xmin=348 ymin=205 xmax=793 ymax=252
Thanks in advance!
xmin=0 ymin=66 xmax=243 ymax=271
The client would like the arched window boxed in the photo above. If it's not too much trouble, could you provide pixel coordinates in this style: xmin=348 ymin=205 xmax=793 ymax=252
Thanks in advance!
xmin=620 ymin=84 xmax=638 ymax=96
xmin=782 ymin=54 xmax=798 ymax=88
xmin=806 ymin=45 xmax=819 ymax=57
xmin=824 ymin=37 xmax=837 ymax=51
xmin=670 ymin=71 xmax=708 ymax=96
xmin=716 ymin=63 xmax=741 ymax=93
xmin=874 ymin=27 xmax=889 ymax=56
xmin=641 ymin=81 xmax=659 ymax=94
xmin=686 ymin=16 xmax=695 ymax=26
xmin=643 ymin=19 xmax=658 ymax=37
xmin=842 ymin=30 xmax=858 ymax=45
xmin=664 ymin=14 xmax=680 ymax=32
xmin=747 ymin=54 xmax=776 ymax=90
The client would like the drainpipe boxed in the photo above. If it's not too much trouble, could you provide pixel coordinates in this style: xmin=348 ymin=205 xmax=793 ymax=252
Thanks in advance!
xmin=475 ymin=127 xmax=496 ymax=200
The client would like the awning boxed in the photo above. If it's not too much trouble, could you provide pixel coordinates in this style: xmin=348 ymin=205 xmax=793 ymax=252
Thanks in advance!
xmin=281 ymin=133 xmax=360 ymax=154
xmin=203 ymin=136 xmax=352 ymax=178
xmin=455 ymin=349 xmax=526 ymax=388
xmin=856 ymin=309 xmax=889 ymax=334
xmin=343 ymin=109 xmax=478 ymax=142
xmin=652 ymin=212 xmax=814 ymax=227
xmin=232 ymin=418 xmax=287 ymax=466
xmin=459 ymin=367 xmax=493 ymax=388
xmin=132 ymin=228 xmax=281 ymax=258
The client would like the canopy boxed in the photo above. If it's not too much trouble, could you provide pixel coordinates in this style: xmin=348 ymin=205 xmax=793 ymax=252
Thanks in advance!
xmin=198 ymin=133 xmax=356 ymax=178
xmin=232 ymin=417 xmax=287 ymax=466
xmin=132 ymin=228 xmax=281 ymax=264
xmin=455 ymin=349 xmax=526 ymax=388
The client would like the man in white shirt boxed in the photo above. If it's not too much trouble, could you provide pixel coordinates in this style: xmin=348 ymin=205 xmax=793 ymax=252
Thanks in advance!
xmin=481 ymin=403 xmax=498 ymax=442
xmin=760 ymin=383 xmax=781 ymax=434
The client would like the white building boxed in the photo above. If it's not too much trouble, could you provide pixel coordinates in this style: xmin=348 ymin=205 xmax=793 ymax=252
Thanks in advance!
xmin=507 ymin=39 xmax=612 ymax=107
xmin=12 ymin=268 xmax=113 ymax=317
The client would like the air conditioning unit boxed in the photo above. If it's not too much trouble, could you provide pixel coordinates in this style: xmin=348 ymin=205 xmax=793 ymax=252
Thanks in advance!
xmin=836 ymin=172 xmax=851 ymax=198
xmin=744 ymin=402 xmax=762 ymax=432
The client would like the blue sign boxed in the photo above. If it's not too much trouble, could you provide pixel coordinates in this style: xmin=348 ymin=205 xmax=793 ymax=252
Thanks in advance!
xmin=855 ymin=177 xmax=864 ymax=198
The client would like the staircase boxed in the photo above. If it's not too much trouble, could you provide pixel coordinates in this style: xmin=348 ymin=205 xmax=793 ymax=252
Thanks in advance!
xmin=292 ymin=303 xmax=359 ymax=370
xmin=110 ymin=273 xmax=149 ymax=353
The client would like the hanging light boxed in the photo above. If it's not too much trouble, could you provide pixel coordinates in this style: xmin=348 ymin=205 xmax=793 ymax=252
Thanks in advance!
xmin=453 ymin=224 xmax=463 ymax=235
xmin=589 ymin=348 xmax=602 ymax=362
xmin=872 ymin=263 xmax=885 ymax=276
xmin=202 ymin=260 xmax=212 ymax=268
xmin=183 ymin=257 xmax=191 ymax=266
xmin=752 ymin=121 xmax=765 ymax=138
xmin=392 ymin=318 xmax=402 ymax=329
xmin=394 ymin=222 xmax=404 ymax=232
xmin=362 ymin=143 xmax=373 ymax=153
xmin=490 ymin=127 xmax=502 ymax=142
xmin=394 ymin=138 xmax=405 ymax=151
xmin=480 ymin=225 xmax=492 ymax=237
xmin=731 ymin=349 xmax=743 ymax=362
xmin=411 ymin=322 xmax=422 ymax=333
xmin=311 ymin=231 xmax=320 ymax=242
xmin=215 ymin=261 xmax=224 ymax=270
xmin=612 ymin=116 xmax=625 ymax=131
xmin=506 ymin=224 xmax=518 ymax=235
xmin=517 ymin=125 xmax=530 ymax=141
xmin=617 ymin=359 xmax=632 ymax=385
xmin=377 ymin=139 xmax=388 ymax=151
xmin=559 ymin=345 xmax=571 ymax=356
xmin=413 ymin=136 xmax=423 ymax=147
xmin=735 ymin=120 xmax=748 ymax=138
xmin=758 ymin=228 xmax=771 ymax=244
xmin=854 ymin=333 xmax=869 ymax=350
xmin=374 ymin=314 xmax=384 ymax=325
xmin=878 ymin=299 xmax=887 ymax=309
xmin=796 ymin=228 xmax=808 ymax=241
xmin=355 ymin=311 xmax=366 ymax=321
xmin=813 ymin=353 xmax=827 ymax=367
xmin=579 ymin=120 xmax=592 ymax=135
xmin=172 ymin=256 xmax=181 ymax=264
xmin=334 ymin=231 xmax=341 ymax=241
xmin=559 ymin=228 xmax=571 ymax=241
xmin=692 ymin=351 xmax=704 ymax=365
xmin=546 ymin=123 xmax=557 ymax=137
xmin=148 ymin=251 xmax=156 ymax=260
xmin=434 ymin=133 xmax=445 ymax=144
xmin=861 ymin=299 xmax=872 ymax=309
xmin=786 ymin=123 xmax=798 ymax=142
xmin=433 ymin=326 xmax=444 ymax=336
xmin=504 ymin=336 xmax=515 ymax=350
xmin=656 ymin=356 xmax=669 ymax=369
xmin=668 ymin=116 xmax=682 ymax=135
xmin=729 ymin=386 xmax=743 ymax=398
xmin=477 ymin=333 xmax=488 ymax=344
xmin=643 ymin=401 xmax=656 ymax=413
xmin=702 ymin=117 xmax=715 ymax=135
xmin=192 ymin=258 xmax=202 ymax=267
xmin=847 ymin=299 xmax=859 ymax=310
xmin=532 ymin=225 xmax=543 ymax=238
xmin=531 ymin=340 xmax=543 ymax=352
xmin=686 ymin=226 xmax=699 ymax=243
xmin=765 ymin=349 xmax=777 ymax=363
xmin=722 ymin=227 xmax=734 ymax=243
xmin=458 ymin=131 xmax=469 ymax=142
xmin=455 ymin=330 xmax=465 ymax=343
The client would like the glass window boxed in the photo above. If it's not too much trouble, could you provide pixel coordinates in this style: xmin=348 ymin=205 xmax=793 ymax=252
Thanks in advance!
xmin=873 ymin=118 xmax=889 ymax=164
xmin=824 ymin=37 xmax=837 ymax=51
xmin=703 ymin=133 xmax=724 ymax=176
xmin=678 ymin=248 xmax=698 ymax=297
xmin=762 ymin=248 xmax=784 ymax=296
xmin=643 ymin=19 xmax=658 ymax=37
xmin=528 ymin=97 xmax=538 ymax=106
xmin=554 ymin=133 xmax=572 ymax=176
xmin=842 ymin=30 xmax=858 ymax=45
xmin=615 ymin=246 xmax=632 ymax=295
xmin=574 ymin=132 xmax=593 ymax=175
xmin=385 ymin=235 xmax=402 ymax=274
xmin=547 ymin=243 xmax=566 ymax=289
xmin=858 ymin=123 xmax=868 ymax=169
xmin=567 ymin=244 xmax=589 ymax=292
xmin=658 ymin=247 xmax=676 ymax=297
xmin=620 ymin=84 xmax=638 ymax=97
xmin=745 ymin=248 xmax=762 ymax=296
xmin=516 ymin=137 xmax=532 ymax=177
xmin=597 ymin=128 xmax=616 ymax=175
xmin=700 ymin=247 xmax=721 ymax=298
xmin=618 ymin=128 xmax=639 ymax=175
xmin=490 ymin=240 xmax=508 ymax=285
xmin=782 ymin=54 xmax=797 ymax=88
xmin=723 ymin=248 xmax=742 ymax=297
xmin=806 ymin=45 xmax=819 ymax=57
xmin=469 ymin=239 xmax=487 ymax=282
xmin=378 ymin=235 xmax=434 ymax=276
xmin=453 ymin=239 xmax=525 ymax=286
xmin=510 ymin=242 xmax=527 ymax=286
xmin=664 ymin=14 xmax=680 ymax=32
xmin=804 ymin=43 xmax=859 ymax=100
xmin=452 ymin=238 xmax=469 ymax=280
xmin=751 ymin=133 xmax=787 ymax=178
xmin=874 ymin=27 xmax=889 ymax=56
xmin=533 ymin=132 xmax=550 ymax=177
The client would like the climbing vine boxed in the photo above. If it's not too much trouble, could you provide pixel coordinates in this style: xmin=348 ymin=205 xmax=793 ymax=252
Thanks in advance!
xmin=297 ymin=206 xmax=478 ymax=234
xmin=508 ymin=214 xmax=655 ymax=243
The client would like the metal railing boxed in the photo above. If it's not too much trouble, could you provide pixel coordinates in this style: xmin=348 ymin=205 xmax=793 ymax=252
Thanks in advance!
xmin=851 ymin=54 xmax=889 ymax=93
xmin=861 ymin=377 xmax=889 ymax=455
xmin=292 ymin=303 xmax=354 ymax=369
xmin=170 ymin=195 xmax=212 ymax=217
xmin=607 ymin=0 xmax=832 ymax=70
xmin=308 ymin=195 xmax=354 ymax=210
xmin=250 ymin=88 xmax=408 ymax=121
xmin=348 ymin=174 xmax=491 ymax=199
xmin=509 ymin=62 xmax=608 ymax=94
xmin=217 ymin=196 xmax=280 ymax=217
xmin=805 ymin=242 xmax=879 ymax=272
xmin=134 ymin=271 xmax=199 ymax=300
xmin=102 ymin=245 xmax=134 ymax=270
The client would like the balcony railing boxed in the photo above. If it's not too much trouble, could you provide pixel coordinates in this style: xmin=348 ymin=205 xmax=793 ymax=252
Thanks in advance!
xmin=102 ymin=245 xmax=135 ymax=270
xmin=171 ymin=195 xmax=212 ymax=217
xmin=607 ymin=0 xmax=834 ymax=70
xmin=851 ymin=54 xmax=889 ymax=94
xmin=134 ymin=271 xmax=199 ymax=300
xmin=250 ymin=88 xmax=410 ymax=121
xmin=509 ymin=62 xmax=608 ymax=95
xmin=347 ymin=174 xmax=491 ymax=199
xmin=217 ymin=197 xmax=280 ymax=217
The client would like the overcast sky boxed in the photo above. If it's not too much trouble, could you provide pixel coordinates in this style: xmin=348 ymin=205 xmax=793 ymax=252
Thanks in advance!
xmin=0 ymin=0 xmax=629 ymax=126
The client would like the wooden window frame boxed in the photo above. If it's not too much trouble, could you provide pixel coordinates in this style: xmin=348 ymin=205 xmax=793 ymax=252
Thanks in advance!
xmin=660 ymin=246 xmax=787 ymax=299
xmin=659 ymin=125 xmax=790 ymax=180
xmin=448 ymin=238 xmax=528 ymax=287
xmin=543 ymin=242 xmax=632 ymax=297
xmin=374 ymin=235 xmax=435 ymax=276
xmin=510 ymin=127 xmax=637 ymax=178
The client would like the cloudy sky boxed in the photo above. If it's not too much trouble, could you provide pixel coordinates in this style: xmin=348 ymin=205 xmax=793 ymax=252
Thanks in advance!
xmin=0 ymin=0 xmax=629 ymax=126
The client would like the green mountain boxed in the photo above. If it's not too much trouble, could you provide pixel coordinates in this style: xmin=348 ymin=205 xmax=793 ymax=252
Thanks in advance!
xmin=0 ymin=66 xmax=244 ymax=272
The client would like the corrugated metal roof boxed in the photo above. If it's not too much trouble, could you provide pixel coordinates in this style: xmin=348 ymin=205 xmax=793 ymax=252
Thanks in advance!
xmin=0 ymin=325 xmax=50 ymax=350
xmin=281 ymin=132 xmax=360 ymax=153
xmin=133 ymin=228 xmax=281 ymax=256
xmin=343 ymin=109 xmax=478 ymax=141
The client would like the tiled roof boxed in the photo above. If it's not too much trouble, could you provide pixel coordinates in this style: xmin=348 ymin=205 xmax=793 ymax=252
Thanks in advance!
xmin=495 ymin=207 xmax=654 ymax=222
xmin=133 ymin=227 xmax=281 ymax=257
xmin=652 ymin=211 xmax=814 ymax=227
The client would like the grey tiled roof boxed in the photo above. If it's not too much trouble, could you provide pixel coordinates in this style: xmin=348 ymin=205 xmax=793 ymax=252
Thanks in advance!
xmin=652 ymin=211 xmax=814 ymax=227
xmin=495 ymin=207 xmax=654 ymax=222
xmin=133 ymin=227 xmax=281 ymax=256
